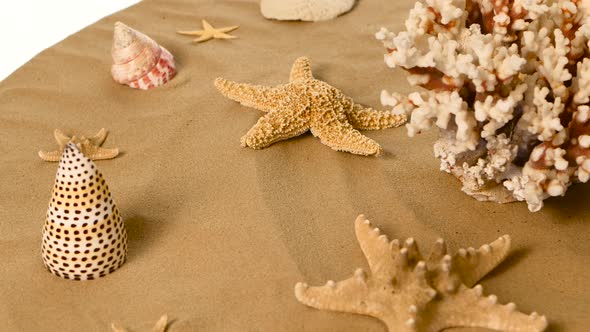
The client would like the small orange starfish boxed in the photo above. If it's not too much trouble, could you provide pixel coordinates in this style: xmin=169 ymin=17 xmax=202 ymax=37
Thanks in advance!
xmin=111 ymin=314 xmax=168 ymax=332
xmin=38 ymin=128 xmax=119 ymax=161
xmin=177 ymin=20 xmax=239 ymax=43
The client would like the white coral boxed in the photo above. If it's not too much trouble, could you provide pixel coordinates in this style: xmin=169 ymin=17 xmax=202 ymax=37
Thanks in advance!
xmin=570 ymin=105 xmax=590 ymax=182
xmin=575 ymin=156 xmax=590 ymax=182
xmin=573 ymin=58 xmax=590 ymax=105
xmin=378 ymin=0 xmax=590 ymax=212
xmin=475 ymin=84 xmax=527 ymax=138
xmin=407 ymin=91 xmax=479 ymax=151
xmin=523 ymin=86 xmax=565 ymax=141
xmin=504 ymin=144 xmax=570 ymax=211
xmin=380 ymin=90 xmax=416 ymax=115
xmin=525 ymin=145 xmax=570 ymax=208
xmin=425 ymin=0 xmax=464 ymax=24
xmin=538 ymin=29 xmax=572 ymax=99
xmin=520 ymin=0 xmax=550 ymax=20
xmin=461 ymin=134 xmax=518 ymax=190
xmin=260 ymin=0 xmax=355 ymax=22
xmin=434 ymin=138 xmax=460 ymax=172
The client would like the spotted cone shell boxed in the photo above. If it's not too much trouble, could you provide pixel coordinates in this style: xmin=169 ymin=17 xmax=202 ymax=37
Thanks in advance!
xmin=111 ymin=22 xmax=176 ymax=90
xmin=41 ymin=143 xmax=127 ymax=280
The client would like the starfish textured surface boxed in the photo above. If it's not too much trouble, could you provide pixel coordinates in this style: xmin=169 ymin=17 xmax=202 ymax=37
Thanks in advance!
xmin=111 ymin=314 xmax=168 ymax=332
xmin=177 ymin=20 xmax=239 ymax=43
xmin=38 ymin=128 xmax=119 ymax=162
xmin=295 ymin=215 xmax=548 ymax=331
xmin=214 ymin=57 xmax=406 ymax=156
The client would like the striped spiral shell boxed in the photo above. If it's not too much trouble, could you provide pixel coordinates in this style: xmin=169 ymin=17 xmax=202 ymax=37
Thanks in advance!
xmin=111 ymin=22 xmax=176 ymax=90
xmin=41 ymin=143 xmax=127 ymax=280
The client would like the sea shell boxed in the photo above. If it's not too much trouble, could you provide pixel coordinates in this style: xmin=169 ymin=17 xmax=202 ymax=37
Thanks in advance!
xmin=111 ymin=22 xmax=176 ymax=90
xmin=260 ymin=0 xmax=356 ymax=22
xmin=41 ymin=143 xmax=128 ymax=280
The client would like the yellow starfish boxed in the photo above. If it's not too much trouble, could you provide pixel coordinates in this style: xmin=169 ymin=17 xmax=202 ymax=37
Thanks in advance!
xmin=177 ymin=20 xmax=239 ymax=42
xmin=295 ymin=215 xmax=548 ymax=332
xmin=214 ymin=57 xmax=407 ymax=156
xmin=111 ymin=314 xmax=168 ymax=332
xmin=38 ymin=128 xmax=119 ymax=162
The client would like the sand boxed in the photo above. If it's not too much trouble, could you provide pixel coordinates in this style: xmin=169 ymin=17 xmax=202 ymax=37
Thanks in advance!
xmin=0 ymin=0 xmax=588 ymax=330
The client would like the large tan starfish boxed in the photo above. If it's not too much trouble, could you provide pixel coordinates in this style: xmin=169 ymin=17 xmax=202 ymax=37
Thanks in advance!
xmin=111 ymin=314 xmax=168 ymax=332
xmin=177 ymin=20 xmax=239 ymax=42
xmin=295 ymin=215 xmax=548 ymax=332
xmin=214 ymin=57 xmax=407 ymax=156
xmin=38 ymin=128 xmax=119 ymax=161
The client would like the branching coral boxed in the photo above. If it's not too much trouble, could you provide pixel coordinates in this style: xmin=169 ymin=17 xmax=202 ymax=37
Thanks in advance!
xmin=377 ymin=0 xmax=590 ymax=211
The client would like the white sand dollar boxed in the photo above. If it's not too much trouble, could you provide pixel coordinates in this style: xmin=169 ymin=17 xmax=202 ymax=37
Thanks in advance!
xmin=260 ymin=0 xmax=356 ymax=22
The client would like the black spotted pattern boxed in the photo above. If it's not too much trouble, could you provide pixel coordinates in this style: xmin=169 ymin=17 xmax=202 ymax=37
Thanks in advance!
xmin=41 ymin=143 xmax=127 ymax=281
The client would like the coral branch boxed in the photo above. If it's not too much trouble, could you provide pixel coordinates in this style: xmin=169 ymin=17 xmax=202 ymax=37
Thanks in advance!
xmin=378 ymin=0 xmax=590 ymax=211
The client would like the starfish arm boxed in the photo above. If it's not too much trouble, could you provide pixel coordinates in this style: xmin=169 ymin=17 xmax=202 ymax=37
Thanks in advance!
xmin=38 ymin=150 xmax=61 ymax=162
xmin=110 ymin=323 xmax=128 ymax=332
xmin=425 ymin=286 xmax=547 ymax=332
xmin=347 ymin=103 xmax=408 ymax=130
xmin=83 ymin=145 xmax=120 ymax=160
xmin=310 ymin=119 xmax=383 ymax=156
xmin=427 ymin=238 xmax=448 ymax=268
xmin=354 ymin=215 xmax=398 ymax=279
xmin=218 ymin=25 xmax=239 ymax=33
xmin=452 ymin=235 xmax=511 ymax=287
xmin=89 ymin=128 xmax=108 ymax=146
xmin=54 ymin=129 xmax=71 ymax=146
xmin=356 ymin=216 xmax=431 ymax=295
xmin=152 ymin=314 xmax=168 ymax=332
xmin=177 ymin=29 xmax=205 ymax=35
xmin=214 ymin=77 xmax=284 ymax=112
xmin=289 ymin=57 xmax=314 ymax=82
xmin=240 ymin=109 xmax=309 ymax=149
xmin=213 ymin=32 xmax=237 ymax=39
xmin=202 ymin=20 xmax=214 ymax=30
xmin=194 ymin=34 xmax=213 ymax=43
xmin=294 ymin=273 xmax=373 ymax=316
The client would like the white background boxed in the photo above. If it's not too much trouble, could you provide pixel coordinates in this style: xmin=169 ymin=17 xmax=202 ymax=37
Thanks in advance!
xmin=0 ymin=0 xmax=141 ymax=82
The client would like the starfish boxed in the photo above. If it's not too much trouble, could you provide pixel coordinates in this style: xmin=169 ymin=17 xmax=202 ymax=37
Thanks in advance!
xmin=111 ymin=314 xmax=168 ymax=332
xmin=177 ymin=20 xmax=239 ymax=42
xmin=295 ymin=215 xmax=548 ymax=332
xmin=214 ymin=57 xmax=407 ymax=156
xmin=38 ymin=128 xmax=119 ymax=161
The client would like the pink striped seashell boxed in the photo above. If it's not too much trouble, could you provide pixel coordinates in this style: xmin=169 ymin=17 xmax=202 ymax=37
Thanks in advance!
xmin=111 ymin=22 xmax=176 ymax=90
xmin=41 ymin=143 xmax=128 ymax=280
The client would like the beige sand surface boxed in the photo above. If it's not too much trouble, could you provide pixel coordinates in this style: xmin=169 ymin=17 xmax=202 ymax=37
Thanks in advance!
xmin=0 ymin=0 xmax=588 ymax=331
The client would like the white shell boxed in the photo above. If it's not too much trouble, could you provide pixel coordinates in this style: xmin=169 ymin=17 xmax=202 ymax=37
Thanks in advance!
xmin=41 ymin=143 xmax=127 ymax=280
xmin=111 ymin=22 xmax=176 ymax=90
xmin=260 ymin=0 xmax=356 ymax=22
